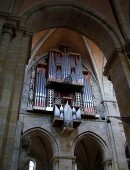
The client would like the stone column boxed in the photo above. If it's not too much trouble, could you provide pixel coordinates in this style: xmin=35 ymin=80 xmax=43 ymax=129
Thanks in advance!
xmin=103 ymin=100 xmax=129 ymax=169
xmin=104 ymin=49 xmax=130 ymax=154
xmin=109 ymin=0 xmax=130 ymax=60
xmin=103 ymin=159 xmax=112 ymax=170
xmin=0 ymin=23 xmax=16 ymax=78
xmin=109 ymin=0 xmax=130 ymax=42
xmin=0 ymin=30 xmax=32 ymax=170
xmin=102 ymin=101 xmax=119 ymax=170
xmin=52 ymin=157 xmax=59 ymax=170
xmin=72 ymin=159 xmax=77 ymax=170
xmin=53 ymin=156 xmax=76 ymax=170
xmin=11 ymin=121 xmax=23 ymax=170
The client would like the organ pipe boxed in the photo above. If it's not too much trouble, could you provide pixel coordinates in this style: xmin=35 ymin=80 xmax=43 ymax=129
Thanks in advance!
xmin=27 ymin=45 xmax=96 ymax=124
xmin=33 ymin=65 xmax=46 ymax=110
xmin=83 ymin=74 xmax=95 ymax=115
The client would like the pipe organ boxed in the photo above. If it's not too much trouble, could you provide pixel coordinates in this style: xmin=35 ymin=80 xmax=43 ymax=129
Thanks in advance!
xmin=27 ymin=45 xmax=98 ymax=132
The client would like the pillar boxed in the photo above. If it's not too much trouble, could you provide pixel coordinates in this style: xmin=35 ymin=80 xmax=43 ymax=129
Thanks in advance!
xmin=109 ymin=0 xmax=130 ymax=42
xmin=0 ymin=23 xmax=16 ymax=78
xmin=11 ymin=121 xmax=23 ymax=170
xmin=53 ymin=157 xmax=59 ymax=170
xmin=53 ymin=156 xmax=76 ymax=170
xmin=103 ymin=159 xmax=112 ymax=170
xmin=102 ymin=101 xmax=119 ymax=170
xmin=103 ymin=100 xmax=129 ymax=169
xmin=104 ymin=49 xmax=130 ymax=155
xmin=72 ymin=159 xmax=77 ymax=170
xmin=0 ymin=28 xmax=32 ymax=170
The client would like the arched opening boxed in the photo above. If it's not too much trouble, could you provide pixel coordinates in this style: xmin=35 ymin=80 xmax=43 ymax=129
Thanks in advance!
xmin=18 ymin=2 xmax=129 ymax=169
xmin=21 ymin=1 xmax=123 ymax=61
xmin=19 ymin=128 xmax=58 ymax=170
xmin=125 ymin=145 xmax=130 ymax=169
xmin=20 ymin=2 xmax=125 ymax=125
xmin=29 ymin=160 xmax=36 ymax=170
xmin=20 ymin=2 xmax=124 ymax=124
xmin=73 ymin=133 xmax=109 ymax=170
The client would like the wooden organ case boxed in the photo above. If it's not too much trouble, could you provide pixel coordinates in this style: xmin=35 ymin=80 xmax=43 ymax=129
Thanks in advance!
xmin=27 ymin=45 xmax=97 ymax=134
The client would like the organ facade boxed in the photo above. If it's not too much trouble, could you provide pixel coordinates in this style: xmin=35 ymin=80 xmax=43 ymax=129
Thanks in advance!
xmin=27 ymin=45 xmax=98 ymax=133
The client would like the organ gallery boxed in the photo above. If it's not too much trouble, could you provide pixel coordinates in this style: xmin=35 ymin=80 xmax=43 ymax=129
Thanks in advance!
xmin=27 ymin=45 xmax=98 ymax=132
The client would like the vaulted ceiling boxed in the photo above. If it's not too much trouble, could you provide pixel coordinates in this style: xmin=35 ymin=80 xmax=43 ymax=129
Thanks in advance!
xmin=0 ymin=0 xmax=127 ymax=92
xmin=0 ymin=0 xmax=129 ymax=29
xmin=31 ymin=28 xmax=104 ymax=81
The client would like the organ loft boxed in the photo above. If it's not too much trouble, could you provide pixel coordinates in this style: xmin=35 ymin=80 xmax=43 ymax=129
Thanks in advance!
xmin=27 ymin=45 xmax=98 ymax=134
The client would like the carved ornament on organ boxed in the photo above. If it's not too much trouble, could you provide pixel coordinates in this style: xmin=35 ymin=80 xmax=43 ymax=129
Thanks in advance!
xmin=27 ymin=45 xmax=97 ymax=132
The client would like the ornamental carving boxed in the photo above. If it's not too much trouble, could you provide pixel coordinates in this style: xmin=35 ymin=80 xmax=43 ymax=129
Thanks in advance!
xmin=2 ymin=23 xmax=17 ymax=39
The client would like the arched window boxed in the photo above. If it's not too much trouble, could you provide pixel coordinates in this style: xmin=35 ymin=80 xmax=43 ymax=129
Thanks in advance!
xmin=29 ymin=160 xmax=35 ymax=170
xmin=125 ymin=145 xmax=130 ymax=169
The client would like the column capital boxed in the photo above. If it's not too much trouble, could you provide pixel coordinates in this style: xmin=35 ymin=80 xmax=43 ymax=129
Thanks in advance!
xmin=21 ymin=135 xmax=31 ymax=153
xmin=18 ymin=26 xmax=33 ymax=37
xmin=101 ymin=100 xmax=116 ymax=109
xmin=125 ymin=39 xmax=130 ymax=58
xmin=103 ymin=48 xmax=124 ymax=80
xmin=2 ymin=22 xmax=17 ymax=39
xmin=52 ymin=155 xmax=76 ymax=161
xmin=102 ymin=158 xmax=112 ymax=167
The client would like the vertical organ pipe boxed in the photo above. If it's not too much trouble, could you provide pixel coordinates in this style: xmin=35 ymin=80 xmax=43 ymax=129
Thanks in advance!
xmin=34 ymin=65 xmax=46 ymax=110
xmin=83 ymin=74 xmax=94 ymax=114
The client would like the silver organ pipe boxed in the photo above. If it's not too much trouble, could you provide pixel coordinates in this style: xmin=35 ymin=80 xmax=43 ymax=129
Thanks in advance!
xmin=70 ymin=55 xmax=76 ymax=83
xmin=64 ymin=55 xmax=66 ymax=79
xmin=56 ymin=52 xmax=61 ymax=65
xmin=52 ymin=52 xmax=56 ymax=80
xmin=62 ymin=52 xmax=66 ymax=80
xmin=34 ymin=65 xmax=46 ymax=110
xmin=35 ymin=66 xmax=39 ymax=109
xmin=34 ymin=69 xmax=37 ymax=109
xmin=70 ymin=55 xmax=75 ymax=67
xmin=76 ymin=55 xmax=83 ymax=85
xmin=56 ymin=52 xmax=62 ymax=80
xmin=71 ymin=70 xmax=76 ymax=83
xmin=64 ymin=52 xmax=67 ymax=78
xmin=27 ymin=46 xmax=96 ymax=126
xmin=49 ymin=51 xmax=56 ymax=80
xmin=50 ymin=52 xmax=53 ymax=79
xmin=67 ymin=53 xmax=71 ymax=76
xmin=83 ymin=74 xmax=95 ymax=115
xmin=48 ymin=52 xmax=52 ymax=79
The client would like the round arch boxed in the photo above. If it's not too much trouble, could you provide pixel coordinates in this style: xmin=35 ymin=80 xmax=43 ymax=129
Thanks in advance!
xmin=20 ymin=1 xmax=124 ymax=61
xmin=72 ymin=131 xmax=111 ymax=162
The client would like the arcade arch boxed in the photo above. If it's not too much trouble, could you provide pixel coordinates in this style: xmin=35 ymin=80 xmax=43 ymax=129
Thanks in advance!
xmin=125 ymin=144 xmax=130 ymax=169
xmin=20 ymin=1 xmax=124 ymax=61
xmin=20 ymin=128 xmax=59 ymax=170
xmin=73 ymin=132 xmax=111 ymax=170
xmin=19 ymin=1 xmax=130 ymax=153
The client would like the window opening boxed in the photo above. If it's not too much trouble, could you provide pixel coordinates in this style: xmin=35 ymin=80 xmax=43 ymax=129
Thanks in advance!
xmin=29 ymin=160 xmax=35 ymax=170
